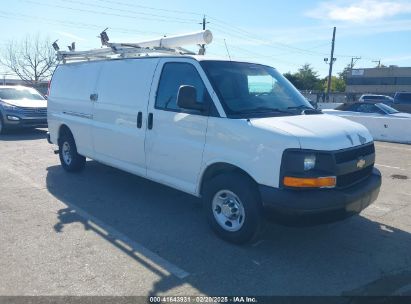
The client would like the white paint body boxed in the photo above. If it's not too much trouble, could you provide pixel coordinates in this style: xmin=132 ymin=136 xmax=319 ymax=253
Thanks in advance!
xmin=48 ymin=56 xmax=373 ymax=197
xmin=323 ymin=109 xmax=411 ymax=144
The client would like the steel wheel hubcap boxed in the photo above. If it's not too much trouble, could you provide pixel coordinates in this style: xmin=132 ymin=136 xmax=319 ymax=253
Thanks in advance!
xmin=212 ymin=190 xmax=245 ymax=232
xmin=62 ymin=142 xmax=72 ymax=165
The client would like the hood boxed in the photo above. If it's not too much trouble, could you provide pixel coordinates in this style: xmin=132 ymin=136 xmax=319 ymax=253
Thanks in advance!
xmin=250 ymin=114 xmax=373 ymax=151
xmin=1 ymin=98 xmax=47 ymax=108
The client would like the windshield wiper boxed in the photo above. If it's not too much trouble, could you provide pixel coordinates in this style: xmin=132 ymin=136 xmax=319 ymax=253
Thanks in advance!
xmin=241 ymin=107 xmax=294 ymax=114
xmin=287 ymin=105 xmax=322 ymax=114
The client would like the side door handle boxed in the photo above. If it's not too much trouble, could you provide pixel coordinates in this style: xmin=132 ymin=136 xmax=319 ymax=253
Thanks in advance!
xmin=90 ymin=93 xmax=98 ymax=101
xmin=147 ymin=113 xmax=153 ymax=130
xmin=137 ymin=111 xmax=143 ymax=129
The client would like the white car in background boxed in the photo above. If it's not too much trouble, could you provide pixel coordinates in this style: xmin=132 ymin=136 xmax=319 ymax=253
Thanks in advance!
xmin=323 ymin=102 xmax=411 ymax=143
xmin=358 ymin=94 xmax=394 ymax=105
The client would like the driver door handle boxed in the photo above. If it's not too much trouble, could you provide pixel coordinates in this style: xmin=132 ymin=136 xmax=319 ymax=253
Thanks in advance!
xmin=90 ymin=93 xmax=98 ymax=101
xmin=137 ymin=112 xmax=142 ymax=129
xmin=147 ymin=113 xmax=153 ymax=130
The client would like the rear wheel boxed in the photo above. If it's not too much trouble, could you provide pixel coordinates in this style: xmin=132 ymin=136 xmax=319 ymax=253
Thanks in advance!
xmin=203 ymin=173 xmax=263 ymax=244
xmin=58 ymin=132 xmax=86 ymax=172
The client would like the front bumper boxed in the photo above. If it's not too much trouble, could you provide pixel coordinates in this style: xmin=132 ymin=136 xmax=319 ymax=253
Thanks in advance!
xmin=1 ymin=112 xmax=47 ymax=128
xmin=259 ymin=168 xmax=381 ymax=225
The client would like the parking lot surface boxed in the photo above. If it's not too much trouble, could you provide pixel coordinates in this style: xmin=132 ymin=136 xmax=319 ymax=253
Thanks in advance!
xmin=1 ymin=129 xmax=411 ymax=296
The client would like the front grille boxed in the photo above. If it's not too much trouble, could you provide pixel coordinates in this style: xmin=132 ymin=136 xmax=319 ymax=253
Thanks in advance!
xmin=334 ymin=143 xmax=375 ymax=188
xmin=334 ymin=143 xmax=375 ymax=164
xmin=337 ymin=165 xmax=373 ymax=188
xmin=19 ymin=107 xmax=47 ymax=117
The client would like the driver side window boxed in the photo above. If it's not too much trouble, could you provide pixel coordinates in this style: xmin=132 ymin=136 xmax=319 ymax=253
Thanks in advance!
xmin=155 ymin=62 xmax=209 ymax=111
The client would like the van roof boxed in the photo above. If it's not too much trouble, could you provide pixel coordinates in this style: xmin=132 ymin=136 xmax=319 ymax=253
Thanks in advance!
xmin=60 ymin=54 xmax=266 ymax=67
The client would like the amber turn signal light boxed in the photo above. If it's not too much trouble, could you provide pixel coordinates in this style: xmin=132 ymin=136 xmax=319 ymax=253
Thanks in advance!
xmin=283 ymin=176 xmax=336 ymax=188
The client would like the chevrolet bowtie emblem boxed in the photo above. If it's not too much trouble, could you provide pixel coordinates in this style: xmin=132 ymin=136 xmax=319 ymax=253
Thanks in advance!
xmin=357 ymin=158 xmax=366 ymax=169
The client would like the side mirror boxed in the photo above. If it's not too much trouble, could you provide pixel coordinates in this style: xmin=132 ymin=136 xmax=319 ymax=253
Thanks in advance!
xmin=177 ymin=85 xmax=206 ymax=111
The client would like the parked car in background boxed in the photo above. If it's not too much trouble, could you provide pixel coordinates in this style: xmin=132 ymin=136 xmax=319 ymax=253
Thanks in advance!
xmin=393 ymin=92 xmax=411 ymax=113
xmin=0 ymin=86 xmax=47 ymax=134
xmin=323 ymin=103 xmax=411 ymax=143
xmin=359 ymin=94 xmax=394 ymax=104
xmin=331 ymin=102 xmax=411 ymax=118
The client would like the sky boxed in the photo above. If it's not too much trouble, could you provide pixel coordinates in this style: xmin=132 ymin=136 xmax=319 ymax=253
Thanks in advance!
xmin=1 ymin=0 xmax=411 ymax=78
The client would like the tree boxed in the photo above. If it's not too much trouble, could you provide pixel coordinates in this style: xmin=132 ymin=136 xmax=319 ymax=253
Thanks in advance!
xmin=283 ymin=64 xmax=321 ymax=91
xmin=283 ymin=72 xmax=302 ymax=89
xmin=323 ymin=76 xmax=346 ymax=92
xmin=296 ymin=64 xmax=321 ymax=90
xmin=338 ymin=64 xmax=352 ymax=82
xmin=0 ymin=35 xmax=56 ymax=85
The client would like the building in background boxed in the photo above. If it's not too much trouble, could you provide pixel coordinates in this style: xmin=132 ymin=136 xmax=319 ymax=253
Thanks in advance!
xmin=346 ymin=66 xmax=411 ymax=100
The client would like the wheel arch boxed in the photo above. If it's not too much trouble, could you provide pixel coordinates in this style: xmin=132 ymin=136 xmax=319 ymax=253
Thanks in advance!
xmin=57 ymin=124 xmax=73 ymax=145
xmin=198 ymin=162 xmax=259 ymax=197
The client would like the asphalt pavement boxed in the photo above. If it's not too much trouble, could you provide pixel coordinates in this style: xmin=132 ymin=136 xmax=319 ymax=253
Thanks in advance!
xmin=1 ymin=129 xmax=411 ymax=296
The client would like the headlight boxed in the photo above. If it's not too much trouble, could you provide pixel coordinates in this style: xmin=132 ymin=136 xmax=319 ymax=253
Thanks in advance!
xmin=281 ymin=149 xmax=336 ymax=188
xmin=304 ymin=154 xmax=316 ymax=171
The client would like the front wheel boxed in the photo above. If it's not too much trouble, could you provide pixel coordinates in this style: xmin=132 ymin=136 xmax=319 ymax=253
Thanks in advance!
xmin=58 ymin=133 xmax=86 ymax=172
xmin=203 ymin=173 xmax=263 ymax=244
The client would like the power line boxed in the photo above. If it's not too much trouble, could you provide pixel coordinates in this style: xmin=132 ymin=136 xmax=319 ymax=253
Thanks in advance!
xmin=207 ymin=16 xmax=332 ymax=56
xmin=207 ymin=16 xmax=365 ymax=60
xmin=212 ymin=40 xmax=305 ymax=67
xmin=5 ymin=1 xmax=371 ymax=67
xmin=209 ymin=25 xmax=331 ymax=57
xmin=0 ymin=11 xmax=167 ymax=36
xmin=94 ymin=0 xmax=202 ymax=16
xmin=372 ymin=59 xmax=382 ymax=67
xmin=60 ymin=0 xmax=199 ymax=23
xmin=350 ymin=56 xmax=361 ymax=69
xmin=17 ymin=0 xmax=197 ymax=24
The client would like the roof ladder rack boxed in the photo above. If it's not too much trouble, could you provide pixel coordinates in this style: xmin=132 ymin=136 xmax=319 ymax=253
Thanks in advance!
xmin=54 ymin=29 xmax=213 ymax=63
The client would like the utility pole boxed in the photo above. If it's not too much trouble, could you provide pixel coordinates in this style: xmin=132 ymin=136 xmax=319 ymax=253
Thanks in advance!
xmin=350 ymin=56 xmax=361 ymax=69
xmin=347 ymin=56 xmax=361 ymax=79
xmin=326 ymin=27 xmax=336 ymax=102
xmin=372 ymin=59 xmax=381 ymax=68
xmin=199 ymin=15 xmax=209 ymax=55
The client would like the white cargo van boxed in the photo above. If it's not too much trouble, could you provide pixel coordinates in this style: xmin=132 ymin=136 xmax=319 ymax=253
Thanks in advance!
xmin=48 ymin=53 xmax=381 ymax=243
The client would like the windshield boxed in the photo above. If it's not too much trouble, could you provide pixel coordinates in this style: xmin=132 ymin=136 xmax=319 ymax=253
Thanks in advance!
xmin=376 ymin=103 xmax=399 ymax=114
xmin=362 ymin=95 xmax=380 ymax=100
xmin=200 ymin=61 xmax=312 ymax=118
xmin=0 ymin=87 xmax=45 ymax=100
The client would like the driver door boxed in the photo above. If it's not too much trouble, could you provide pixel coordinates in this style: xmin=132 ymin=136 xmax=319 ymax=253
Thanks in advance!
xmin=144 ymin=59 xmax=212 ymax=194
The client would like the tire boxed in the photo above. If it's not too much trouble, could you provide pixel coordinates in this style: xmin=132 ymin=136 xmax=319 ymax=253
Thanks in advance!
xmin=58 ymin=132 xmax=86 ymax=172
xmin=203 ymin=173 xmax=263 ymax=244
